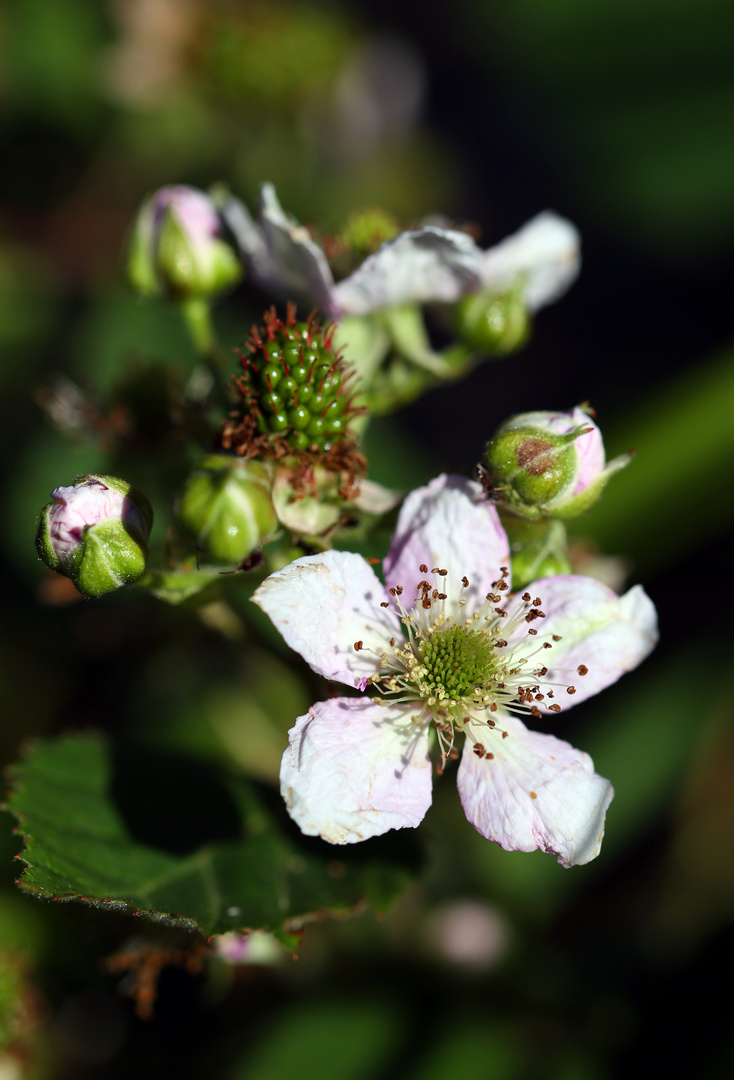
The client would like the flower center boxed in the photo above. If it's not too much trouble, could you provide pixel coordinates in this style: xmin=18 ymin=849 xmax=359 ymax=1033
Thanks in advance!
xmin=418 ymin=624 xmax=498 ymax=704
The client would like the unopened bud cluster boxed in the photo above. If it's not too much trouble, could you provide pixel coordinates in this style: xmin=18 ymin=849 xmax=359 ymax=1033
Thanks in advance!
xmin=483 ymin=406 xmax=631 ymax=519
xmin=176 ymin=456 xmax=278 ymax=566
xmin=36 ymin=475 xmax=153 ymax=596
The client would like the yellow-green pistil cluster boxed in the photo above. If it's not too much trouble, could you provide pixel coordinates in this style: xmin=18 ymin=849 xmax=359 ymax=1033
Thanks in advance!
xmin=417 ymin=624 xmax=500 ymax=714
xmin=363 ymin=567 xmax=569 ymax=749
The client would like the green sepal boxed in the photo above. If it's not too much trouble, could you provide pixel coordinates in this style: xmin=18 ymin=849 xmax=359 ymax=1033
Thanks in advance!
xmin=548 ymin=453 xmax=632 ymax=519
xmin=485 ymin=427 xmax=587 ymax=519
xmin=177 ymin=455 xmax=278 ymax=566
xmin=72 ymin=517 xmax=149 ymax=595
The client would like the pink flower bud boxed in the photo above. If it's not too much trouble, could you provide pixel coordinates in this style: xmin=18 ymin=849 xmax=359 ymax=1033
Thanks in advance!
xmin=37 ymin=475 xmax=153 ymax=596
xmin=128 ymin=185 xmax=242 ymax=299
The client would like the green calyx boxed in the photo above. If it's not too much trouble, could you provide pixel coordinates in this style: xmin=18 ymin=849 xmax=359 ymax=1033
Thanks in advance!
xmin=224 ymin=309 xmax=358 ymax=457
xmin=177 ymin=455 xmax=277 ymax=566
xmin=419 ymin=625 xmax=497 ymax=705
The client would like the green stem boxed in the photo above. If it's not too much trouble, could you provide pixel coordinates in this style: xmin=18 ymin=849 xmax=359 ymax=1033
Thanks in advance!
xmin=179 ymin=296 xmax=216 ymax=357
xmin=177 ymin=296 xmax=232 ymax=408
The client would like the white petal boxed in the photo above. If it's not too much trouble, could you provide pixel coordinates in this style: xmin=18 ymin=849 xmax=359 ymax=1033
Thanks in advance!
xmin=222 ymin=186 xmax=336 ymax=315
xmin=219 ymin=193 xmax=268 ymax=265
xmin=383 ymin=474 xmax=511 ymax=618
xmin=482 ymin=212 xmax=581 ymax=312
xmin=252 ymin=550 xmax=402 ymax=690
xmin=332 ymin=227 xmax=485 ymax=316
xmin=505 ymin=577 xmax=658 ymax=707
xmin=457 ymin=714 xmax=613 ymax=866
xmin=280 ymin=698 xmax=433 ymax=843
xmin=257 ymin=185 xmax=337 ymax=315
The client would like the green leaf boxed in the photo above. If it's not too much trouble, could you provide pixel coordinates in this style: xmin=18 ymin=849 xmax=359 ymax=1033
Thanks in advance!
xmin=4 ymin=733 xmax=420 ymax=944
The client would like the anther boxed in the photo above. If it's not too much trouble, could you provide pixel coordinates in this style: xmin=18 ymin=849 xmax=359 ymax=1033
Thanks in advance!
xmin=380 ymin=601 xmax=389 ymax=608
xmin=567 ymin=686 xmax=576 ymax=695
xmin=419 ymin=564 xmax=428 ymax=573
xmin=528 ymin=628 xmax=537 ymax=636
xmin=354 ymin=641 xmax=363 ymax=651
xmin=522 ymin=592 xmax=531 ymax=602
xmin=549 ymin=704 xmax=561 ymax=712
xmin=542 ymin=642 xmax=552 ymax=649
xmin=462 ymin=576 xmax=470 ymax=589
xmin=533 ymin=597 xmax=542 ymax=606
xmin=577 ymin=665 xmax=588 ymax=676
xmin=553 ymin=635 xmax=562 ymax=642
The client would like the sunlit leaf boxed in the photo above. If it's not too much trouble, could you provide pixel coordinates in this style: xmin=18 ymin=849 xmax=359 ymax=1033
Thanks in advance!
xmin=5 ymin=733 xmax=420 ymax=944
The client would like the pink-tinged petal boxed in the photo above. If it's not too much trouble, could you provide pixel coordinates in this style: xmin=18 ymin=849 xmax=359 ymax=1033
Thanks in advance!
xmin=482 ymin=212 xmax=580 ymax=312
xmin=280 ymin=698 xmax=433 ymax=844
xmin=383 ymin=475 xmax=511 ymax=618
xmin=505 ymin=577 xmax=658 ymax=708
xmin=457 ymin=715 xmax=613 ymax=866
xmin=252 ymin=550 xmax=402 ymax=690
xmin=332 ymin=227 xmax=485 ymax=316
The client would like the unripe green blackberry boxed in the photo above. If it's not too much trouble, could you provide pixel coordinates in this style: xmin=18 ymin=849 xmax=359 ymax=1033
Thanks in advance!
xmin=221 ymin=306 xmax=361 ymax=463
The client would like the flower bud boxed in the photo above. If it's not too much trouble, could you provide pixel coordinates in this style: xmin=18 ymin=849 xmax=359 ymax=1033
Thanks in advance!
xmin=128 ymin=185 xmax=242 ymax=300
xmin=36 ymin=475 xmax=153 ymax=596
xmin=483 ymin=406 xmax=631 ymax=519
xmin=455 ymin=282 xmax=530 ymax=355
xmin=176 ymin=455 xmax=278 ymax=566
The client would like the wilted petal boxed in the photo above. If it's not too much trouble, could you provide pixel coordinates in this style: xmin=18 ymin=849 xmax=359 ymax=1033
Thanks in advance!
xmin=252 ymin=549 xmax=401 ymax=690
xmin=383 ymin=474 xmax=511 ymax=617
xmin=482 ymin=212 xmax=580 ymax=312
xmin=333 ymin=227 xmax=485 ymax=316
xmin=504 ymin=577 xmax=658 ymax=707
xmin=281 ymin=698 xmax=433 ymax=843
xmin=220 ymin=193 xmax=269 ymax=266
xmin=457 ymin=714 xmax=613 ymax=866
xmin=258 ymin=185 xmax=337 ymax=314
xmin=223 ymin=185 xmax=337 ymax=315
xmin=351 ymin=478 xmax=403 ymax=515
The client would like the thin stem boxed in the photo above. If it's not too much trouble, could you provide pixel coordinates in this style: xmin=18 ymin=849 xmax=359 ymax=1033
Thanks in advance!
xmin=179 ymin=296 xmax=216 ymax=358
